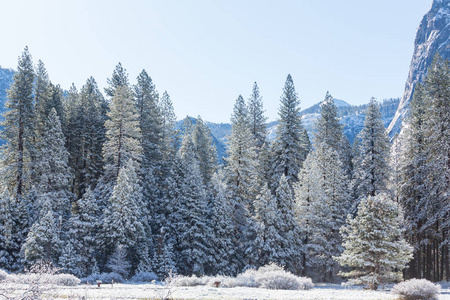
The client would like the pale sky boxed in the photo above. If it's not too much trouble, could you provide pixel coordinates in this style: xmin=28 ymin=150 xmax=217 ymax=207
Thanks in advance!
xmin=0 ymin=0 xmax=431 ymax=123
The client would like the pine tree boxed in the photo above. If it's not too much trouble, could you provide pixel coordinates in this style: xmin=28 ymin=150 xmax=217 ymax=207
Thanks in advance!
xmin=22 ymin=198 xmax=61 ymax=264
xmin=34 ymin=108 xmax=72 ymax=219
xmin=0 ymin=189 xmax=14 ymax=270
xmin=247 ymin=82 xmax=267 ymax=149
xmin=103 ymin=85 xmax=142 ymax=183
xmin=253 ymin=184 xmax=284 ymax=267
xmin=207 ymin=172 xmax=238 ymax=275
xmin=314 ymin=92 xmax=343 ymax=150
xmin=1 ymin=46 xmax=36 ymax=197
xmin=159 ymin=91 xmax=178 ymax=160
xmin=104 ymin=63 xmax=129 ymax=98
xmin=101 ymin=159 xmax=146 ymax=270
xmin=68 ymin=77 xmax=107 ymax=198
xmin=352 ymin=98 xmax=390 ymax=204
xmin=34 ymin=60 xmax=53 ymax=136
xmin=295 ymin=144 xmax=351 ymax=281
xmin=67 ymin=188 xmax=99 ymax=277
xmin=225 ymin=95 xmax=259 ymax=271
xmin=270 ymin=74 xmax=309 ymax=190
xmin=335 ymin=193 xmax=413 ymax=290
xmin=173 ymin=131 xmax=211 ymax=276
xmin=59 ymin=241 xmax=80 ymax=276
xmin=107 ymin=244 xmax=131 ymax=279
xmin=192 ymin=116 xmax=217 ymax=185
xmin=275 ymin=175 xmax=303 ymax=274
xmin=225 ymin=95 xmax=258 ymax=216
xmin=134 ymin=69 xmax=163 ymax=168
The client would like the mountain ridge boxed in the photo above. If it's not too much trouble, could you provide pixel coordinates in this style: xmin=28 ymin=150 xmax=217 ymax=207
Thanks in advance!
xmin=388 ymin=0 xmax=450 ymax=138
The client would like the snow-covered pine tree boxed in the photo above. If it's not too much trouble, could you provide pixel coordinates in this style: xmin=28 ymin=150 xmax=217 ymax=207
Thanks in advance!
xmin=247 ymin=82 xmax=267 ymax=149
xmin=352 ymin=98 xmax=390 ymax=208
xmin=0 ymin=189 xmax=14 ymax=270
xmin=314 ymin=92 xmax=343 ymax=150
xmin=153 ymin=229 xmax=176 ymax=279
xmin=67 ymin=77 xmax=107 ymax=198
xmin=59 ymin=241 xmax=79 ymax=276
xmin=253 ymin=184 xmax=284 ymax=267
xmin=275 ymin=174 xmax=303 ymax=275
xmin=295 ymin=152 xmax=320 ymax=276
xmin=174 ymin=128 xmax=211 ymax=276
xmin=1 ymin=46 xmax=36 ymax=198
xmin=192 ymin=116 xmax=217 ymax=186
xmin=270 ymin=74 xmax=309 ymax=191
xmin=101 ymin=159 xmax=146 ymax=272
xmin=159 ymin=91 xmax=178 ymax=160
xmin=35 ymin=108 xmax=72 ymax=220
xmin=335 ymin=193 xmax=413 ymax=290
xmin=134 ymin=69 xmax=163 ymax=168
xmin=22 ymin=197 xmax=61 ymax=264
xmin=107 ymin=244 xmax=131 ymax=279
xmin=34 ymin=60 xmax=53 ymax=137
xmin=104 ymin=62 xmax=129 ymax=98
xmin=225 ymin=95 xmax=259 ymax=271
xmin=225 ymin=95 xmax=258 ymax=216
xmin=103 ymin=85 xmax=142 ymax=183
xmin=66 ymin=188 xmax=99 ymax=277
xmin=294 ymin=143 xmax=351 ymax=282
xmin=207 ymin=172 xmax=238 ymax=275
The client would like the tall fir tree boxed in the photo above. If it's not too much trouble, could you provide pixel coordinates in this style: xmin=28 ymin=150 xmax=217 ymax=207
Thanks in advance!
xmin=247 ymin=82 xmax=267 ymax=149
xmin=1 ymin=47 xmax=36 ymax=197
xmin=134 ymin=69 xmax=164 ymax=168
xmin=159 ymin=91 xmax=178 ymax=160
xmin=207 ymin=172 xmax=238 ymax=275
xmin=66 ymin=188 xmax=99 ymax=277
xmin=295 ymin=143 xmax=351 ymax=281
xmin=270 ymin=74 xmax=309 ymax=191
xmin=253 ymin=184 xmax=284 ymax=267
xmin=352 ymin=98 xmax=390 ymax=207
xmin=225 ymin=95 xmax=259 ymax=270
xmin=275 ymin=175 xmax=303 ymax=275
xmin=173 ymin=127 xmax=212 ymax=276
xmin=67 ymin=78 xmax=107 ymax=198
xmin=103 ymin=85 xmax=142 ymax=183
xmin=192 ymin=116 xmax=217 ymax=186
xmin=34 ymin=108 xmax=72 ymax=220
xmin=314 ymin=92 xmax=343 ymax=150
xmin=104 ymin=62 xmax=129 ymax=98
xmin=101 ymin=159 xmax=147 ymax=271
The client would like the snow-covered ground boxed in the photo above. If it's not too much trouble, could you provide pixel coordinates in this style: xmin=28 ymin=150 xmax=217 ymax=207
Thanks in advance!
xmin=2 ymin=282 xmax=450 ymax=299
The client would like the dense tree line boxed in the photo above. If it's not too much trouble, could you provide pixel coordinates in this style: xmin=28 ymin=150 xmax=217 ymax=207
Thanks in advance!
xmin=0 ymin=48 xmax=448 ymax=285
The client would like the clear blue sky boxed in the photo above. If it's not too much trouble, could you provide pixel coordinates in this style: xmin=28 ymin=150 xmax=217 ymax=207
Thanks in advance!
xmin=0 ymin=0 xmax=431 ymax=123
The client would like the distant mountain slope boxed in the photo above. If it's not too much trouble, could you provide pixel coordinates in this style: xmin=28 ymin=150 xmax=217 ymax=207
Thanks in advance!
xmin=267 ymin=98 xmax=400 ymax=145
xmin=388 ymin=0 xmax=450 ymax=139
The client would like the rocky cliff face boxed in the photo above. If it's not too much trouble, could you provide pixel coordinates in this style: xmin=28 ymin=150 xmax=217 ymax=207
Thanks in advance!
xmin=388 ymin=0 xmax=450 ymax=138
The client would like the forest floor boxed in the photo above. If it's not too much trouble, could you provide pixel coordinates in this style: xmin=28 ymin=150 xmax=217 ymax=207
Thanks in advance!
xmin=1 ymin=282 xmax=450 ymax=300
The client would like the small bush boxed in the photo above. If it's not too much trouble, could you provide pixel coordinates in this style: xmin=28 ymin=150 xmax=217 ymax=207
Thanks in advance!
xmin=52 ymin=274 xmax=80 ymax=286
xmin=392 ymin=278 xmax=441 ymax=300
xmin=0 ymin=269 xmax=8 ymax=281
xmin=131 ymin=271 xmax=158 ymax=283
xmin=170 ymin=263 xmax=314 ymax=291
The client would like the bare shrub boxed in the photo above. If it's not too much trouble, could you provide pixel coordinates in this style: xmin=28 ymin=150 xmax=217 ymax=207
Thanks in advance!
xmin=392 ymin=278 xmax=441 ymax=300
